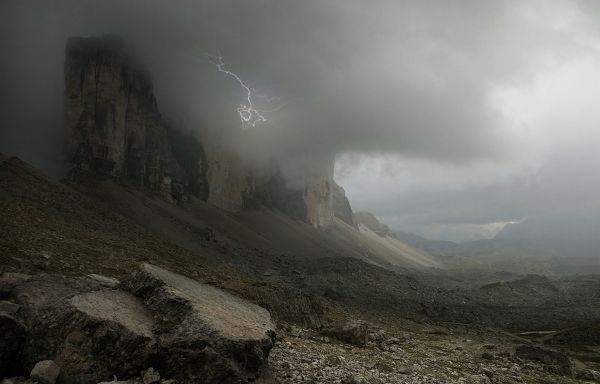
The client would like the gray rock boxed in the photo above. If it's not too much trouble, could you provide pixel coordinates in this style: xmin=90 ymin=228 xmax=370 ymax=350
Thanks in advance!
xmin=575 ymin=368 xmax=600 ymax=381
xmin=119 ymin=263 xmax=276 ymax=383
xmin=2 ymin=264 xmax=276 ymax=384
xmin=0 ymin=313 xmax=26 ymax=378
xmin=142 ymin=368 xmax=160 ymax=384
xmin=5 ymin=275 xmax=155 ymax=383
xmin=64 ymin=36 xmax=208 ymax=202
xmin=368 ymin=329 xmax=386 ymax=343
xmin=289 ymin=326 xmax=304 ymax=338
xmin=465 ymin=374 xmax=491 ymax=384
xmin=30 ymin=360 xmax=60 ymax=384
xmin=87 ymin=274 xmax=120 ymax=288
xmin=515 ymin=345 xmax=572 ymax=375
xmin=341 ymin=374 xmax=367 ymax=384
xmin=0 ymin=300 xmax=21 ymax=314
xmin=322 ymin=320 xmax=368 ymax=347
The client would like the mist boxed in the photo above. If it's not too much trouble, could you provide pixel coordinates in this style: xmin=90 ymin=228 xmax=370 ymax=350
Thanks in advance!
xmin=2 ymin=0 xmax=600 ymax=244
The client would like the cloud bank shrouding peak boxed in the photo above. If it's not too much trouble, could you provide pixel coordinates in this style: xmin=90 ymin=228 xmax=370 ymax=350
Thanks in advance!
xmin=2 ymin=1 xmax=600 ymax=242
xmin=2 ymin=0 xmax=516 ymax=162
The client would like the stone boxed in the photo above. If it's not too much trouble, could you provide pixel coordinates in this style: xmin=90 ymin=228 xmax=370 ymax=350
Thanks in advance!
xmin=119 ymin=263 xmax=276 ymax=383
xmin=0 ymin=300 xmax=21 ymax=314
xmin=87 ymin=274 xmax=120 ymax=288
xmin=0 ymin=313 xmax=26 ymax=378
xmin=383 ymin=337 xmax=401 ymax=345
xmin=341 ymin=374 xmax=367 ymax=384
xmin=6 ymin=275 xmax=155 ymax=383
xmin=368 ymin=329 xmax=386 ymax=343
xmin=3 ymin=266 xmax=276 ymax=383
xmin=465 ymin=374 xmax=491 ymax=384
xmin=332 ymin=182 xmax=357 ymax=228
xmin=326 ymin=355 xmax=341 ymax=366
xmin=515 ymin=345 xmax=572 ymax=375
xmin=30 ymin=360 xmax=60 ymax=384
xmin=142 ymin=368 xmax=160 ymax=384
xmin=289 ymin=326 xmax=304 ymax=338
xmin=575 ymin=368 xmax=600 ymax=381
xmin=322 ymin=320 xmax=368 ymax=347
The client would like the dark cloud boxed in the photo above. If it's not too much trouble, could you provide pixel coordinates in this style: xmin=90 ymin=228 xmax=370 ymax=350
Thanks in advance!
xmin=1 ymin=0 xmax=522 ymax=175
xmin=2 ymin=1 xmax=599 ymax=243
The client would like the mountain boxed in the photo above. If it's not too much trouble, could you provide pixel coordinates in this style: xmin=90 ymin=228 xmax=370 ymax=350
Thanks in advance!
xmin=4 ymin=34 xmax=600 ymax=384
xmin=496 ymin=207 xmax=600 ymax=258
xmin=58 ymin=35 xmax=440 ymax=271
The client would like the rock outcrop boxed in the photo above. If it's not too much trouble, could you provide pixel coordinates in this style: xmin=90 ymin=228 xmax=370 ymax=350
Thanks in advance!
xmin=205 ymin=145 xmax=249 ymax=212
xmin=354 ymin=211 xmax=392 ymax=236
xmin=120 ymin=263 xmax=276 ymax=382
xmin=64 ymin=36 xmax=208 ymax=202
xmin=0 ymin=264 xmax=275 ymax=384
xmin=63 ymin=35 xmax=352 ymax=228
xmin=332 ymin=182 xmax=357 ymax=228
xmin=322 ymin=320 xmax=368 ymax=347
xmin=515 ymin=345 xmax=572 ymax=375
xmin=251 ymin=155 xmax=337 ymax=227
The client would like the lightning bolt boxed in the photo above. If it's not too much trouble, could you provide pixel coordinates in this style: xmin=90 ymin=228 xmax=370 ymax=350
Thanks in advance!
xmin=207 ymin=54 xmax=274 ymax=131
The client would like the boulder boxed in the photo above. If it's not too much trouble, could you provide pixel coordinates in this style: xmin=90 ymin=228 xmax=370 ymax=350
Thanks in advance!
xmin=141 ymin=367 xmax=160 ymax=384
xmin=119 ymin=263 xmax=276 ymax=383
xmin=7 ymin=275 xmax=155 ymax=383
xmin=30 ymin=360 xmax=60 ymax=384
xmin=0 ymin=300 xmax=21 ymax=314
xmin=1 ymin=264 xmax=275 ymax=384
xmin=0 ymin=313 xmax=26 ymax=378
xmin=87 ymin=274 xmax=120 ymax=288
xmin=322 ymin=320 xmax=368 ymax=347
xmin=515 ymin=345 xmax=572 ymax=375
xmin=575 ymin=368 xmax=600 ymax=381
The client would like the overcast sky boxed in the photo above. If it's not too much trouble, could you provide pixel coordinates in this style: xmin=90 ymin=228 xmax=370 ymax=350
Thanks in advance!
xmin=1 ymin=1 xmax=600 ymax=241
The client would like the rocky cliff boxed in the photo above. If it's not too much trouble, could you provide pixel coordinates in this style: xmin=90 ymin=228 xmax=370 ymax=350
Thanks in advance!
xmin=354 ymin=211 xmax=392 ymax=236
xmin=64 ymin=36 xmax=208 ymax=202
xmin=332 ymin=181 xmax=357 ymax=228
xmin=64 ymin=35 xmax=350 ymax=227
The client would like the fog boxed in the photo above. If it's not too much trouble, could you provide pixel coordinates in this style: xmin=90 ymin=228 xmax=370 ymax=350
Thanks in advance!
xmin=1 ymin=0 xmax=599 ymax=243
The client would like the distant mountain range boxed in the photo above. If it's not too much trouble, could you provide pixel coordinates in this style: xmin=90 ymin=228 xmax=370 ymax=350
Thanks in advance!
xmin=353 ymin=210 xmax=600 ymax=275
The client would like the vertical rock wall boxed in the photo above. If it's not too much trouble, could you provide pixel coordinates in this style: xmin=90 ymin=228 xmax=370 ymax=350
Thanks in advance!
xmin=63 ymin=35 xmax=351 ymax=227
xmin=205 ymin=145 xmax=249 ymax=212
xmin=64 ymin=36 xmax=208 ymax=201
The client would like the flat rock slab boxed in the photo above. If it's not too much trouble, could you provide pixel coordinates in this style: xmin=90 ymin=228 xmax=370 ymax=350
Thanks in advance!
xmin=121 ymin=263 xmax=276 ymax=383
xmin=130 ymin=263 xmax=273 ymax=340
xmin=1 ymin=265 xmax=276 ymax=384
xmin=2 ymin=274 xmax=156 ymax=384
xmin=71 ymin=290 xmax=154 ymax=338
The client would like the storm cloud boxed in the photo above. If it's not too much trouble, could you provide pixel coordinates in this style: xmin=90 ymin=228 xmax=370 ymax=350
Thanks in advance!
xmin=2 ymin=0 xmax=600 ymax=241
xmin=2 ymin=1 xmax=518 ymax=163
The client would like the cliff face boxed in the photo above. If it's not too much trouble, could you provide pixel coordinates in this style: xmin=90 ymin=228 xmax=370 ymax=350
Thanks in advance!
xmin=304 ymin=158 xmax=335 ymax=227
xmin=205 ymin=145 xmax=249 ymax=212
xmin=249 ymin=156 xmax=337 ymax=227
xmin=64 ymin=35 xmax=350 ymax=227
xmin=354 ymin=211 xmax=392 ymax=236
xmin=64 ymin=36 xmax=208 ymax=201
xmin=332 ymin=182 xmax=357 ymax=228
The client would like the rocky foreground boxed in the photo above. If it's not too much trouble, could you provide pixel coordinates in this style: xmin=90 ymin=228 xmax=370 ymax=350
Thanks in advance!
xmin=1 ymin=264 xmax=275 ymax=383
xmin=2 ymin=264 xmax=600 ymax=383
